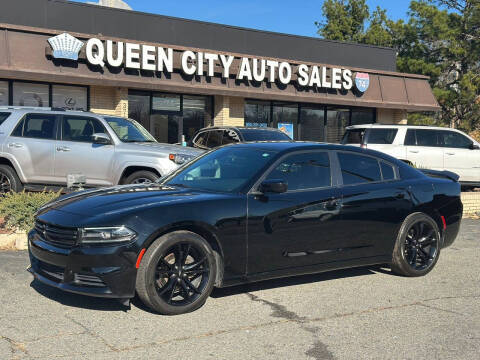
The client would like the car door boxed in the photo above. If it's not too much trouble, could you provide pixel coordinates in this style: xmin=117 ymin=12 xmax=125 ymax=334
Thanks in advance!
xmin=247 ymin=150 xmax=344 ymax=274
xmin=335 ymin=151 xmax=412 ymax=257
xmin=5 ymin=113 xmax=57 ymax=183
xmin=404 ymin=129 xmax=444 ymax=170
xmin=438 ymin=130 xmax=480 ymax=182
xmin=54 ymin=115 xmax=115 ymax=186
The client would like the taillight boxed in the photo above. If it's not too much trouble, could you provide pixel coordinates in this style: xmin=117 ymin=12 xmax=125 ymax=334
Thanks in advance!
xmin=441 ymin=216 xmax=447 ymax=230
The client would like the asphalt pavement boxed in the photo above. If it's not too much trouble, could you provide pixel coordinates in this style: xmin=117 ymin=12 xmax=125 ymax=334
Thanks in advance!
xmin=0 ymin=220 xmax=479 ymax=360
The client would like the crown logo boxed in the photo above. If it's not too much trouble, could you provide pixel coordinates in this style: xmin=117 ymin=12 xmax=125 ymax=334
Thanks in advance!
xmin=48 ymin=33 xmax=84 ymax=61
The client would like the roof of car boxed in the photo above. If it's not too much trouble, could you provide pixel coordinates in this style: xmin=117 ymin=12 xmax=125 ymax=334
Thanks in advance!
xmin=198 ymin=126 xmax=285 ymax=132
xmin=346 ymin=123 xmax=457 ymax=131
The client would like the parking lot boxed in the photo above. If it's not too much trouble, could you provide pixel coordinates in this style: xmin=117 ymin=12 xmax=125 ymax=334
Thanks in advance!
xmin=0 ymin=219 xmax=478 ymax=360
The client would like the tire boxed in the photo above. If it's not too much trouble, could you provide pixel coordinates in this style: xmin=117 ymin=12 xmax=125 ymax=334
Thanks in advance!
xmin=136 ymin=231 xmax=217 ymax=315
xmin=123 ymin=170 xmax=159 ymax=185
xmin=0 ymin=165 xmax=23 ymax=193
xmin=391 ymin=212 xmax=441 ymax=277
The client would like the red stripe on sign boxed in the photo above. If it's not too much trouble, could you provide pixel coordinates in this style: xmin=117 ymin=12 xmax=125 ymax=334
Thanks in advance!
xmin=356 ymin=73 xmax=369 ymax=79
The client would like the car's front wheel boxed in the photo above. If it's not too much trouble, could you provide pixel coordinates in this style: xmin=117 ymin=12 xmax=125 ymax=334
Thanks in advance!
xmin=136 ymin=231 xmax=216 ymax=315
xmin=123 ymin=170 xmax=159 ymax=185
xmin=391 ymin=212 xmax=441 ymax=277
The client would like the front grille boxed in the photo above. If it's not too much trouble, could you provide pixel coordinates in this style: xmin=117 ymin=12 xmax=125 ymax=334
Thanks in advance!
xmin=35 ymin=220 xmax=78 ymax=247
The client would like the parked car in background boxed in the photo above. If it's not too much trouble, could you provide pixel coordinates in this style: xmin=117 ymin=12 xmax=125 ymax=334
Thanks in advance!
xmin=0 ymin=107 xmax=202 ymax=193
xmin=342 ymin=124 xmax=480 ymax=188
xmin=190 ymin=126 xmax=291 ymax=150
xmin=28 ymin=142 xmax=462 ymax=315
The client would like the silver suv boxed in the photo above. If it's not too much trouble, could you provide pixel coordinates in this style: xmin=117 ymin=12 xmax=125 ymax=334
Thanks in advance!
xmin=0 ymin=107 xmax=202 ymax=193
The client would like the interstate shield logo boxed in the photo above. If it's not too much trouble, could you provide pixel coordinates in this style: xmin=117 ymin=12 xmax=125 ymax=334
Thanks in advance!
xmin=354 ymin=72 xmax=370 ymax=93
xmin=48 ymin=33 xmax=84 ymax=61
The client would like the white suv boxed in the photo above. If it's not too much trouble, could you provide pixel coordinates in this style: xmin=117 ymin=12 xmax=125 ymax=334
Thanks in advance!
xmin=342 ymin=124 xmax=480 ymax=187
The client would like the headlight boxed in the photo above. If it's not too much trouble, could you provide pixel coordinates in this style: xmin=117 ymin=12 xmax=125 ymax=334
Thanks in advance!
xmin=169 ymin=153 xmax=195 ymax=165
xmin=79 ymin=226 xmax=136 ymax=244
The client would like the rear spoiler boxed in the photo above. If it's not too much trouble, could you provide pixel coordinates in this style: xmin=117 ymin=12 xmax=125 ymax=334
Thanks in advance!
xmin=419 ymin=169 xmax=460 ymax=182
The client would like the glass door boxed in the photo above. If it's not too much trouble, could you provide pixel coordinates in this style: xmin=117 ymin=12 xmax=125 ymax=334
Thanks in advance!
xmin=299 ymin=106 xmax=325 ymax=141
xmin=326 ymin=108 xmax=350 ymax=143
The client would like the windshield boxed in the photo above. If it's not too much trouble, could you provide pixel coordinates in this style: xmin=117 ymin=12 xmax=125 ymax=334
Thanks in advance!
xmin=342 ymin=129 xmax=366 ymax=144
xmin=104 ymin=117 xmax=157 ymax=143
xmin=164 ymin=147 xmax=278 ymax=193
xmin=240 ymin=129 xmax=291 ymax=142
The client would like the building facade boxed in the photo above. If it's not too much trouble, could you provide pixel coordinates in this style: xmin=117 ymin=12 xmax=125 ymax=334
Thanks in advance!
xmin=0 ymin=0 xmax=439 ymax=144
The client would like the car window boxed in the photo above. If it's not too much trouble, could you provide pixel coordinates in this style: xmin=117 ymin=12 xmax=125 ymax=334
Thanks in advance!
xmin=0 ymin=112 xmax=11 ymax=126
xmin=193 ymin=131 xmax=209 ymax=148
xmin=207 ymin=130 xmax=224 ymax=148
xmin=11 ymin=113 xmax=56 ymax=140
xmin=239 ymin=129 xmax=291 ymax=141
xmin=166 ymin=147 xmax=277 ymax=193
xmin=338 ymin=152 xmax=381 ymax=185
xmin=438 ymin=131 xmax=472 ymax=149
xmin=104 ymin=117 xmax=156 ymax=143
xmin=367 ymin=129 xmax=398 ymax=144
xmin=342 ymin=129 xmax=366 ymax=144
xmin=380 ymin=161 xmax=396 ymax=181
xmin=404 ymin=129 xmax=416 ymax=145
xmin=264 ymin=152 xmax=331 ymax=191
xmin=415 ymin=129 xmax=439 ymax=147
xmin=62 ymin=116 xmax=106 ymax=142
xmin=223 ymin=129 xmax=240 ymax=145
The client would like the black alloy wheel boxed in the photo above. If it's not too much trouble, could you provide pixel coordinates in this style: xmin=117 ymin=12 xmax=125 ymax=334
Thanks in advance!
xmin=391 ymin=212 xmax=441 ymax=277
xmin=403 ymin=221 xmax=439 ymax=271
xmin=154 ymin=243 xmax=210 ymax=306
xmin=0 ymin=172 xmax=11 ymax=194
xmin=0 ymin=165 xmax=23 ymax=194
xmin=136 ymin=231 xmax=216 ymax=315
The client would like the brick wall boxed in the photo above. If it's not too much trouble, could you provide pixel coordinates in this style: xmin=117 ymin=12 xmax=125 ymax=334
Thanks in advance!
xmin=214 ymin=96 xmax=245 ymax=126
xmin=377 ymin=108 xmax=407 ymax=125
xmin=461 ymin=192 xmax=480 ymax=216
xmin=90 ymin=86 xmax=128 ymax=117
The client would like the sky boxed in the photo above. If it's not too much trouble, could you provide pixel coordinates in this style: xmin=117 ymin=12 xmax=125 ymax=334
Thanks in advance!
xmin=74 ymin=0 xmax=413 ymax=38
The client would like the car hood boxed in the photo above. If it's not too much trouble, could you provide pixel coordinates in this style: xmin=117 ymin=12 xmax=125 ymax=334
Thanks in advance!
xmin=120 ymin=142 xmax=204 ymax=156
xmin=37 ymin=184 xmax=210 ymax=218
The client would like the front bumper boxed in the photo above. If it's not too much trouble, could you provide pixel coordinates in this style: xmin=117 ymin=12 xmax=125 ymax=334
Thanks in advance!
xmin=28 ymin=229 xmax=139 ymax=299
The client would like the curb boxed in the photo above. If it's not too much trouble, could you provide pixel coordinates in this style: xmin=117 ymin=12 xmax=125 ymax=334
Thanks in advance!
xmin=0 ymin=231 xmax=28 ymax=251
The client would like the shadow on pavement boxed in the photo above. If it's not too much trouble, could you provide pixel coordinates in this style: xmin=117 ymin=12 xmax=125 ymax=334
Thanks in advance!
xmin=29 ymin=265 xmax=390 ymax=312
xmin=211 ymin=265 xmax=386 ymax=298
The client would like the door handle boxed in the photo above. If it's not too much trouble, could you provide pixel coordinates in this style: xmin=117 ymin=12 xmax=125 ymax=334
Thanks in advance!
xmin=445 ymin=152 xmax=455 ymax=155
xmin=8 ymin=143 xmax=23 ymax=148
xmin=394 ymin=192 xmax=405 ymax=199
xmin=409 ymin=150 xmax=419 ymax=153
xmin=56 ymin=146 xmax=71 ymax=152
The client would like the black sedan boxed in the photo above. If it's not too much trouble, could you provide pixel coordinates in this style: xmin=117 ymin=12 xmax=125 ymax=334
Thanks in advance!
xmin=28 ymin=142 xmax=462 ymax=315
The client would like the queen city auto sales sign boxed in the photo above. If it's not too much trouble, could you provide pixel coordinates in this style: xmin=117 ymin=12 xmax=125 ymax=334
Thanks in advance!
xmin=48 ymin=34 xmax=369 ymax=92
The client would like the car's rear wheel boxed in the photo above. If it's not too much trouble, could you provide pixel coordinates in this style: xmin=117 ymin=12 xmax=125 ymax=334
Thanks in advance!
xmin=124 ymin=170 xmax=159 ymax=185
xmin=136 ymin=231 xmax=216 ymax=315
xmin=0 ymin=165 xmax=23 ymax=194
xmin=391 ymin=212 xmax=441 ymax=277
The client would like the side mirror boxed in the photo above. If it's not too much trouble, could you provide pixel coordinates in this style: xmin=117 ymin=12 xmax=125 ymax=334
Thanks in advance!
xmin=92 ymin=133 xmax=112 ymax=145
xmin=469 ymin=143 xmax=480 ymax=150
xmin=259 ymin=179 xmax=288 ymax=194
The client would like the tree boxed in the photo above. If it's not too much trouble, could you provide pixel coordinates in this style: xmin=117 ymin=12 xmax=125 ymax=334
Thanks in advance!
xmin=316 ymin=0 xmax=480 ymax=131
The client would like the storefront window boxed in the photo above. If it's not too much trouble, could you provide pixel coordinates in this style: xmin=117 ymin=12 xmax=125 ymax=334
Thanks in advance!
xmin=128 ymin=91 xmax=151 ymax=131
xmin=0 ymin=81 xmax=8 ymax=106
xmin=326 ymin=108 xmax=349 ymax=143
xmin=13 ymin=82 xmax=49 ymax=107
xmin=183 ymin=96 xmax=207 ymax=143
xmin=52 ymin=85 xmax=87 ymax=110
xmin=152 ymin=93 xmax=181 ymax=112
xmin=299 ymin=106 xmax=325 ymax=141
xmin=272 ymin=103 xmax=297 ymax=139
xmin=245 ymin=100 xmax=271 ymax=127
xmin=351 ymin=108 xmax=375 ymax=126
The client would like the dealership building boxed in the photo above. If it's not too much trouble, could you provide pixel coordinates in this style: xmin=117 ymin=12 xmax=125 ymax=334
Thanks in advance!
xmin=0 ymin=0 xmax=440 ymax=144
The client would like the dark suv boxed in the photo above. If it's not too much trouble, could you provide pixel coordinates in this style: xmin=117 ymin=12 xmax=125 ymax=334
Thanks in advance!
xmin=190 ymin=126 xmax=291 ymax=150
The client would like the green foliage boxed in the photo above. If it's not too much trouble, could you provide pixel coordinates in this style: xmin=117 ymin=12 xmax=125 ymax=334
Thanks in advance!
xmin=316 ymin=0 xmax=480 ymax=131
xmin=0 ymin=191 xmax=60 ymax=232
